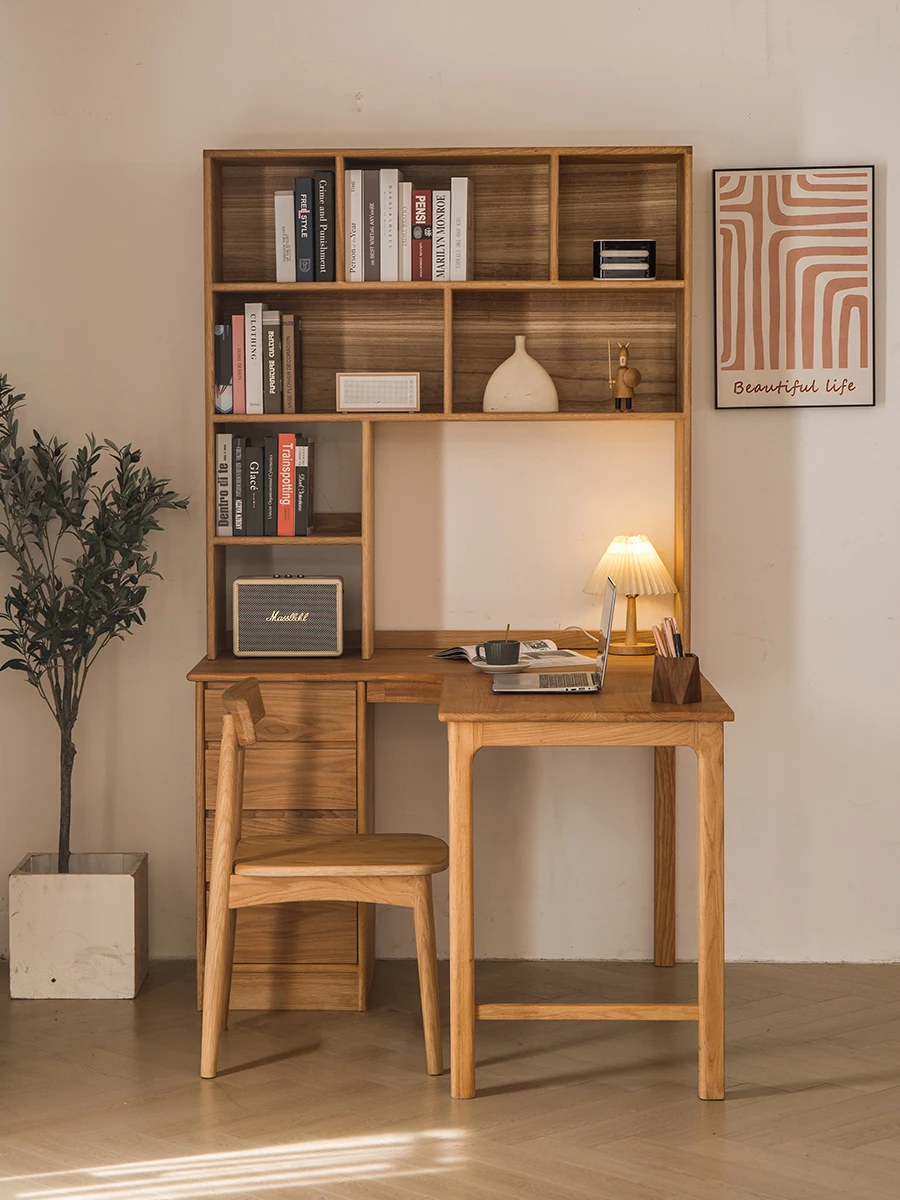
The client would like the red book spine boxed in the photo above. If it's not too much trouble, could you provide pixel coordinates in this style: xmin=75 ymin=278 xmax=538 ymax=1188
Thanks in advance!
xmin=276 ymin=433 xmax=295 ymax=535
xmin=232 ymin=314 xmax=246 ymax=414
xmin=411 ymin=189 xmax=432 ymax=281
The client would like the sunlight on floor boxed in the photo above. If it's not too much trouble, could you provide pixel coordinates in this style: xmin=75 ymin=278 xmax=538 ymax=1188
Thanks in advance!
xmin=6 ymin=1130 xmax=465 ymax=1200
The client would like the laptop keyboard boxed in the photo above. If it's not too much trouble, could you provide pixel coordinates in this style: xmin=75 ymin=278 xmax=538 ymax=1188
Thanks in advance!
xmin=538 ymin=673 xmax=595 ymax=689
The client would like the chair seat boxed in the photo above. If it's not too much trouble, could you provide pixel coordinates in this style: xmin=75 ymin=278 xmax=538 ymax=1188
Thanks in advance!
xmin=233 ymin=833 xmax=449 ymax=878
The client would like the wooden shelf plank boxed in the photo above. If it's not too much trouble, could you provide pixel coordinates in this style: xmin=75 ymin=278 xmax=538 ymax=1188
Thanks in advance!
xmin=211 ymin=512 xmax=362 ymax=545
xmin=212 ymin=411 xmax=685 ymax=424
xmin=211 ymin=279 xmax=686 ymax=293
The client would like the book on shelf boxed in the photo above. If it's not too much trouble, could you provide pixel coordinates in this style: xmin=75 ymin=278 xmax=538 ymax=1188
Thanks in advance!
xmin=244 ymin=302 xmax=265 ymax=414
xmin=215 ymin=434 xmax=233 ymax=536
xmin=346 ymin=169 xmax=363 ymax=283
xmin=294 ymin=177 xmax=315 ymax=281
xmin=231 ymin=313 xmax=245 ymax=414
xmin=262 ymin=309 xmax=281 ymax=414
xmin=232 ymin=437 xmax=246 ymax=536
xmin=263 ymin=435 xmax=278 ymax=535
xmin=450 ymin=177 xmax=474 ymax=281
xmin=276 ymin=433 xmax=295 ymax=536
xmin=399 ymin=181 xmax=413 ymax=282
xmin=294 ymin=436 xmax=315 ymax=535
xmin=411 ymin=189 xmax=432 ymax=280
xmin=379 ymin=168 xmax=402 ymax=282
xmin=281 ymin=313 xmax=297 ymax=413
xmin=314 ymin=169 xmax=335 ymax=282
xmin=214 ymin=323 xmax=233 ymax=414
xmin=295 ymin=317 xmax=303 ymax=409
xmin=244 ymin=443 xmax=265 ymax=536
xmin=431 ymin=189 xmax=450 ymax=281
xmin=362 ymin=169 xmax=379 ymax=281
xmin=274 ymin=190 xmax=296 ymax=282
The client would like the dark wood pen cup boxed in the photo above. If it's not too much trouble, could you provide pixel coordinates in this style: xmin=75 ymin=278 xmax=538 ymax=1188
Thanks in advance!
xmin=651 ymin=654 xmax=702 ymax=704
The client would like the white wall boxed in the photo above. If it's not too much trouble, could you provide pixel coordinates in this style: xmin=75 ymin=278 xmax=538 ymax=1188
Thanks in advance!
xmin=1 ymin=0 xmax=897 ymax=963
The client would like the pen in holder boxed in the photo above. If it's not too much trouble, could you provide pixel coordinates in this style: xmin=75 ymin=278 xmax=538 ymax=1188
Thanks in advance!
xmin=651 ymin=653 xmax=702 ymax=704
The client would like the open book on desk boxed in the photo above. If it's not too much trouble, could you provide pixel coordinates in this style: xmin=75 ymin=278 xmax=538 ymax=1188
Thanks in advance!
xmin=432 ymin=640 xmax=597 ymax=669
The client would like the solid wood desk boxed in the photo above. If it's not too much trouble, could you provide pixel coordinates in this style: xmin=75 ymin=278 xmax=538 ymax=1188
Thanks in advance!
xmin=438 ymin=667 xmax=734 ymax=1101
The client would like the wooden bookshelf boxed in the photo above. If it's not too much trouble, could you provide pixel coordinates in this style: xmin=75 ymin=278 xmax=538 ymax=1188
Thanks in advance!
xmin=203 ymin=146 xmax=693 ymax=661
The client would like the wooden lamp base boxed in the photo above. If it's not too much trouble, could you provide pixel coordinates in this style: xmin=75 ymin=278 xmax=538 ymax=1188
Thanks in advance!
xmin=608 ymin=594 xmax=657 ymax=656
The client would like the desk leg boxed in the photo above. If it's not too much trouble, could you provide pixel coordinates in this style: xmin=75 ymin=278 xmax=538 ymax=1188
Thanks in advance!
xmin=695 ymin=722 xmax=725 ymax=1100
xmin=449 ymin=720 xmax=478 ymax=1099
xmin=654 ymin=746 xmax=676 ymax=967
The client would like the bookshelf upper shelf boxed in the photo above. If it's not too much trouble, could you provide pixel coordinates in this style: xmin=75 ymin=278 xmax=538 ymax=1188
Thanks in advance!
xmin=212 ymin=280 xmax=686 ymax=293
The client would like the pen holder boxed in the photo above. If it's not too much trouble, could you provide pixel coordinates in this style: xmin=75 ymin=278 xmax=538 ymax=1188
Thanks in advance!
xmin=651 ymin=654 xmax=702 ymax=704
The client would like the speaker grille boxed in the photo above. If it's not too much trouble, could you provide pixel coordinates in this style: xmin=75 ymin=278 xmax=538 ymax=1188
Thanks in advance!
xmin=235 ymin=581 xmax=341 ymax=655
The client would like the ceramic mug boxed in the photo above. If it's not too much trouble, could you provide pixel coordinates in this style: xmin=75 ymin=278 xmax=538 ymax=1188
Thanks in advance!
xmin=475 ymin=640 xmax=521 ymax=666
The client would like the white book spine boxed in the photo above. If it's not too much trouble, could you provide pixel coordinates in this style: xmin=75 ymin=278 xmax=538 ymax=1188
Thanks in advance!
xmin=215 ymin=434 xmax=233 ymax=536
xmin=432 ymin=188 xmax=450 ymax=281
xmin=244 ymin=302 xmax=265 ymax=414
xmin=347 ymin=170 xmax=363 ymax=282
xmin=399 ymin=181 xmax=413 ymax=282
xmin=450 ymin=177 xmax=474 ymax=281
xmin=274 ymin=190 xmax=296 ymax=282
xmin=379 ymin=168 xmax=401 ymax=282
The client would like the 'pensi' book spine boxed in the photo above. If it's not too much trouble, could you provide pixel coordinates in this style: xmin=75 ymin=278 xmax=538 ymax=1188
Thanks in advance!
xmin=294 ymin=177 xmax=315 ymax=282
xmin=411 ymin=189 xmax=432 ymax=281
xmin=314 ymin=170 xmax=335 ymax=282
xmin=215 ymin=434 xmax=233 ymax=536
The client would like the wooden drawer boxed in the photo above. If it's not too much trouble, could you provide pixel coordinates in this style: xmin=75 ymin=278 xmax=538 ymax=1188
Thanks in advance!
xmin=205 ymin=683 xmax=356 ymax=743
xmin=205 ymin=745 xmax=357 ymax=809
xmin=205 ymin=812 xmax=356 ymax=878
xmin=205 ymin=897 xmax=357 ymax=964
xmin=230 ymin=965 xmax=360 ymax=1011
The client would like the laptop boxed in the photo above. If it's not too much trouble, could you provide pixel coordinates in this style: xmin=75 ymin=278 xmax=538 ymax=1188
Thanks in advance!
xmin=492 ymin=579 xmax=617 ymax=694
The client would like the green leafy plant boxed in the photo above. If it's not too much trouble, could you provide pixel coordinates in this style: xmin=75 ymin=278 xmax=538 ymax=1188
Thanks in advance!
xmin=0 ymin=375 xmax=188 ymax=872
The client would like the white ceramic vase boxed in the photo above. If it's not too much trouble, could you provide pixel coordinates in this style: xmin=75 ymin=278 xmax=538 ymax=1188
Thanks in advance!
xmin=482 ymin=335 xmax=559 ymax=413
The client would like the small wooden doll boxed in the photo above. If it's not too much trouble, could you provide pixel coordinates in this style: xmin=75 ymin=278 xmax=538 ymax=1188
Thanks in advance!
xmin=608 ymin=340 xmax=642 ymax=411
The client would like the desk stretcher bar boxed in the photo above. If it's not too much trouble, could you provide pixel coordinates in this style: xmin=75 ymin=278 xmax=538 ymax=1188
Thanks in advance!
xmin=476 ymin=1003 xmax=699 ymax=1020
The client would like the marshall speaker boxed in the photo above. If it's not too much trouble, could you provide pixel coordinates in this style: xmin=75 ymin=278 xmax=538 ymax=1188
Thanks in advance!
xmin=233 ymin=576 xmax=343 ymax=657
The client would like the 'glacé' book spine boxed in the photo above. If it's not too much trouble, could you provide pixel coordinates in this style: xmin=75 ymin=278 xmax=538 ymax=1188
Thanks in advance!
xmin=243 ymin=303 xmax=265 ymax=414
xmin=263 ymin=435 xmax=278 ymax=536
xmin=431 ymin=188 xmax=450 ymax=281
xmin=214 ymin=434 xmax=233 ymax=537
xmin=314 ymin=170 xmax=335 ymax=282
xmin=231 ymin=314 xmax=245 ymax=414
xmin=262 ymin=309 xmax=281 ymax=414
xmin=281 ymin=314 xmax=296 ymax=414
xmin=244 ymin=443 xmax=264 ymax=536
xmin=232 ymin=437 xmax=246 ymax=536
xmin=274 ymin=189 xmax=296 ymax=282
xmin=214 ymin=323 xmax=233 ymax=413
xmin=294 ymin=177 xmax=315 ymax=282
xmin=450 ymin=177 xmax=474 ymax=281
xmin=362 ymin=169 xmax=380 ymax=280
xmin=346 ymin=169 xmax=363 ymax=283
xmin=411 ymin=189 xmax=432 ymax=281
xmin=276 ymin=433 xmax=295 ymax=536
xmin=399 ymin=181 xmax=413 ymax=282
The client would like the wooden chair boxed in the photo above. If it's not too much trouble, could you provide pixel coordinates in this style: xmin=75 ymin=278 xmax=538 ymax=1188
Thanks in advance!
xmin=201 ymin=678 xmax=448 ymax=1079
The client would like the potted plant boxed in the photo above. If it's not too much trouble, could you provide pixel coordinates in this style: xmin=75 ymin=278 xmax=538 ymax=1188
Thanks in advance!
xmin=0 ymin=375 xmax=188 ymax=998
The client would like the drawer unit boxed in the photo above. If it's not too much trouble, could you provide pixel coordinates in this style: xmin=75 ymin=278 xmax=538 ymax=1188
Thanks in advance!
xmin=205 ymin=745 xmax=357 ymax=810
xmin=204 ymin=683 xmax=357 ymax=743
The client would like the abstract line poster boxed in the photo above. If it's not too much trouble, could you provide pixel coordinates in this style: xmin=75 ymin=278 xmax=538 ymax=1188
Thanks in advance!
xmin=714 ymin=167 xmax=874 ymax=408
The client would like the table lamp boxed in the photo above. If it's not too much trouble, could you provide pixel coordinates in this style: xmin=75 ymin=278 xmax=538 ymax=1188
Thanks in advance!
xmin=584 ymin=534 xmax=676 ymax=655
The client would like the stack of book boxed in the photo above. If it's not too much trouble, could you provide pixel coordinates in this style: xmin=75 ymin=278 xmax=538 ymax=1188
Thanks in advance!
xmin=214 ymin=306 xmax=302 ymax=414
xmin=273 ymin=171 xmax=336 ymax=283
xmin=344 ymin=170 xmax=474 ymax=282
xmin=215 ymin=432 xmax=315 ymax=537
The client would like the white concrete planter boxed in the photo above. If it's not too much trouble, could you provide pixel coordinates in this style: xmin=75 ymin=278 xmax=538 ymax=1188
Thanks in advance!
xmin=9 ymin=852 xmax=149 ymax=999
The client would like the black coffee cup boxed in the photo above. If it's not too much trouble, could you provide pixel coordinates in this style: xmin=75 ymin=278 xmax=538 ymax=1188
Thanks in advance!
xmin=475 ymin=639 xmax=521 ymax=666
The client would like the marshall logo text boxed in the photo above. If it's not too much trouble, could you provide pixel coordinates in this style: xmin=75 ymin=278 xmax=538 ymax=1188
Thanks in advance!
xmin=265 ymin=610 xmax=310 ymax=623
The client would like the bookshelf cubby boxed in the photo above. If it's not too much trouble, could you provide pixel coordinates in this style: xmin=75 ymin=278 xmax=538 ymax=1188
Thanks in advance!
xmin=204 ymin=146 xmax=692 ymax=660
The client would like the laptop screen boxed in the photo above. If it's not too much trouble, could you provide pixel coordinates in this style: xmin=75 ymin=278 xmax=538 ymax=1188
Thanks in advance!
xmin=596 ymin=577 xmax=617 ymax=689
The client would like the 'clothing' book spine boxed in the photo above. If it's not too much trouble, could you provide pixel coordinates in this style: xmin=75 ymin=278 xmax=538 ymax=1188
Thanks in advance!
xmin=399 ymin=181 xmax=413 ymax=282
xmin=281 ymin=313 xmax=296 ymax=414
xmin=294 ymin=177 xmax=315 ymax=282
xmin=244 ymin=443 xmax=264 ymax=536
xmin=263 ymin=435 xmax=278 ymax=536
xmin=244 ymin=303 xmax=265 ymax=414
xmin=411 ymin=189 xmax=432 ymax=281
xmin=362 ymin=169 xmax=380 ymax=280
xmin=232 ymin=437 xmax=246 ymax=536
xmin=432 ymin=189 xmax=450 ymax=281
xmin=274 ymin=189 xmax=296 ymax=282
xmin=346 ymin=169 xmax=363 ymax=283
xmin=379 ymin=168 xmax=402 ymax=282
xmin=450 ymin=177 xmax=474 ymax=281
xmin=215 ymin=434 xmax=233 ymax=537
xmin=294 ymin=436 xmax=310 ymax=536
xmin=262 ymin=309 xmax=281 ymax=414
xmin=314 ymin=170 xmax=335 ymax=282
xmin=276 ymin=433 xmax=295 ymax=536
xmin=231 ymin=314 xmax=245 ymax=414
xmin=214 ymin=323 xmax=233 ymax=413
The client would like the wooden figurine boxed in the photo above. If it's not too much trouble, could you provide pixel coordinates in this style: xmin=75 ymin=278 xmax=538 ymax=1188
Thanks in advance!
xmin=608 ymin=340 xmax=642 ymax=411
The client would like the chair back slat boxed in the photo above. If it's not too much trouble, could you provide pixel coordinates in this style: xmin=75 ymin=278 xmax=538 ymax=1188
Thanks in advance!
xmin=222 ymin=678 xmax=265 ymax=746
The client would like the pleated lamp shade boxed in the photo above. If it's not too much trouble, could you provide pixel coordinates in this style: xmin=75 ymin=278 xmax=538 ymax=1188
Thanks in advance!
xmin=584 ymin=535 xmax=676 ymax=598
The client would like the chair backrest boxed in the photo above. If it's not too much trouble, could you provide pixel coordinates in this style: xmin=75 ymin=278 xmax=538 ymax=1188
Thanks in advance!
xmin=210 ymin=679 xmax=267 ymax=874
xmin=222 ymin=678 xmax=266 ymax=746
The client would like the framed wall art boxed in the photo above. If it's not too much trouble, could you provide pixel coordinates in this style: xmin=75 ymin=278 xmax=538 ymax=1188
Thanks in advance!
xmin=714 ymin=166 xmax=874 ymax=409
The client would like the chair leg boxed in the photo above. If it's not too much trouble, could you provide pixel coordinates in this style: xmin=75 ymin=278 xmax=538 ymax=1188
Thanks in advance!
xmin=412 ymin=875 xmax=443 ymax=1076
xmin=201 ymin=892 xmax=233 ymax=1079
xmin=221 ymin=909 xmax=237 ymax=1033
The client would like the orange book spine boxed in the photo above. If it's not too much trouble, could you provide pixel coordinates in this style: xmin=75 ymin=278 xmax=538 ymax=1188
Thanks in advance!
xmin=276 ymin=433 xmax=295 ymax=536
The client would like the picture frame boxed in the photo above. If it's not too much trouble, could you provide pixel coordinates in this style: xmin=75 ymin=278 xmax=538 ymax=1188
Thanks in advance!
xmin=713 ymin=166 xmax=874 ymax=410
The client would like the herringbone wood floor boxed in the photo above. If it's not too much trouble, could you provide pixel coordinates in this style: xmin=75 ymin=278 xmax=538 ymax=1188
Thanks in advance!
xmin=0 ymin=960 xmax=898 ymax=1199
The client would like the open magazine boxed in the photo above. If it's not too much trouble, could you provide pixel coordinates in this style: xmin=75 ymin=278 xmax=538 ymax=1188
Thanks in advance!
xmin=432 ymin=639 xmax=596 ymax=669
